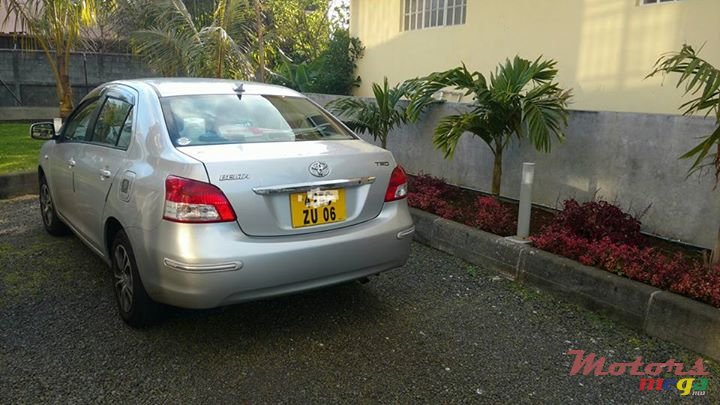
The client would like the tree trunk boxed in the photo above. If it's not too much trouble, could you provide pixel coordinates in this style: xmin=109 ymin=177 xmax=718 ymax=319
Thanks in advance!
xmin=215 ymin=30 xmax=224 ymax=78
xmin=56 ymin=53 xmax=73 ymax=119
xmin=254 ymin=0 xmax=265 ymax=82
xmin=714 ymin=144 xmax=720 ymax=265
xmin=712 ymin=225 xmax=720 ymax=265
xmin=491 ymin=147 xmax=503 ymax=197
xmin=381 ymin=135 xmax=387 ymax=149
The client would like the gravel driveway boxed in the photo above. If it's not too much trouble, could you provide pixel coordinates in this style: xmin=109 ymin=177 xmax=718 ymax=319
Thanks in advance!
xmin=1 ymin=195 xmax=717 ymax=403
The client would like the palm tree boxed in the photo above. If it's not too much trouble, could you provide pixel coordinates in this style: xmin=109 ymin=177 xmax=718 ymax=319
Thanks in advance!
xmin=647 ymin=44 xmax=720 ymax=263
xmin=411 ymin=57 xmax=572 ymax=196
xmin=252 ymin=0 xmax=265 ymax=82
xmin=2 ymin=0 xmax=99 ymax=118
xmin=326 ymin=77 xmax=430 ymax=149
xmin=648 ymin=44 xmax=720 ymax=181
xmin=130 ymin=0 xmax=254 ymax=79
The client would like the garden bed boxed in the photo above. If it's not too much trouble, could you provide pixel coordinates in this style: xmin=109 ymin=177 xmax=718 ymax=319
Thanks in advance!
xmin=407 ymin=173 xmax=718 ymax=308
xmin=408 ymin=174 xmax=556 ymax=237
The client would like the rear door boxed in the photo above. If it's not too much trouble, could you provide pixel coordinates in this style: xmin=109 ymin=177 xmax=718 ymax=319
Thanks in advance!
xmin=73 ymin=89 xmax=135 ymax=247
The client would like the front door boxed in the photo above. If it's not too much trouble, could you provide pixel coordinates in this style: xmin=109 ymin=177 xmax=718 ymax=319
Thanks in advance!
xmin=49 ymin=98 xmax=101 ymax=224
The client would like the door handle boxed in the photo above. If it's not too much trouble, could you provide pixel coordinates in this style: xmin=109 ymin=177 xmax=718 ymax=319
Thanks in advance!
xmin=100 ymin=169 xmax=112 ymax=179
xmin=67 ymin=158 xmax=76 ymax=168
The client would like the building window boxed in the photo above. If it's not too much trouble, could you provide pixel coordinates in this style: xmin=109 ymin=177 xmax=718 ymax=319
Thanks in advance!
xmin=403 ymin=0 xmax=466 ymax=31
xmin=641 ymin=0 xmax=682 ymax=4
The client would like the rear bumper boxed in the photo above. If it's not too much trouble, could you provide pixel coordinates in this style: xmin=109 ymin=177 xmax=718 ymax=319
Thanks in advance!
xmin=128 ymin=200 xmax=414 ymax=309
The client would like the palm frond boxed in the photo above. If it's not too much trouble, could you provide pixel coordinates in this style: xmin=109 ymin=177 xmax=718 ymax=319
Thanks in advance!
xmin=226 ymin=0 xmax=253 ymax=47
xmin=129 ymin=0 xmax=253 ymax=79
xmin=648 ymin=44 xmax=720 ymax=121
xmin=326 ymin=96 xmax=373 ymax=132
xmin=2 ymin=0 xmax=97 ymax=49
xmin=433 ymin=112 xmax=498 ymax=159
xmin=2 ymin=0 xmax=99 ymax=115
xmin=405 ymin=63 xmax=490 ymax=121
xmin=521 ymin=85 xmax=572 ymax=152
xmin=415 ymin=56 xmax=570 ymax=160
xmin=680 ymin=125 xmax=720 ymax=177
xmin=326 ymin=77 xmax=416 ymax=147
xmin=132 ymin=27 xmax=193 ymax=76
xmin=648 ymin=44 xmax=720 ymax=179
xmin=528 ymin=56 xmax=559 ymax=83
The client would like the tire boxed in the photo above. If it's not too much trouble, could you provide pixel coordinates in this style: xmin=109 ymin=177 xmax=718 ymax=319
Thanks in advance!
xmin=39 ymin=176 xmax=69 ymax=236
xmin=111 ymin=229 xmax=162 ymax=327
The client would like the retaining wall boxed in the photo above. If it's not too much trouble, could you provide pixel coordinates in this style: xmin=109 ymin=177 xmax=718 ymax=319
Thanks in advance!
xmin=309 ymin=93 xmax=720 ymax=249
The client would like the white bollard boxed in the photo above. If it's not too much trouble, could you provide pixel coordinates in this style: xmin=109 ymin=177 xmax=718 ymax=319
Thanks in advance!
xmin=508 ymin=163 xmax=535 ymax=243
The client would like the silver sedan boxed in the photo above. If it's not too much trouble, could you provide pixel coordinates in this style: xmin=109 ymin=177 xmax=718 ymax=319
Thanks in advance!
xmin=30 ymin=79 xmax=415 ymax=327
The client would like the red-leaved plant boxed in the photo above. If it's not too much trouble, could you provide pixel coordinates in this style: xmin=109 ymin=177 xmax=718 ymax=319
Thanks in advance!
xmin=407 ymin=174 xmax=515 ymax=236
xmin=408 ymin=178 xmax=720 ymax=307
xmin=547 ymin=199 xmax=644 ymax=246
xmin=531 ymin=200 xmax=720 ymax=307
xmin=466 ymin=197 xmax=516 ymax=236
xmin=407 ymin=175 xmax=463 ymax=221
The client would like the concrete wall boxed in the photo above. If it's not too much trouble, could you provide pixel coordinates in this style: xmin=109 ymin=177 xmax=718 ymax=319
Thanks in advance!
xmin=349 ymin=0 xmax=720 ymax=115
xmin=0 ymin=107 xmax=59 ymax=121
xmin=0 ymin=49 xmax=153 ymax=108
xmin=309 ymin=93 xmax=719 ymax=249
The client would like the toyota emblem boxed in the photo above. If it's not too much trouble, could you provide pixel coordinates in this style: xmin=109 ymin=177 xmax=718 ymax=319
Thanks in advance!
xmin=309 ymin=161 xmax=330 ymax=177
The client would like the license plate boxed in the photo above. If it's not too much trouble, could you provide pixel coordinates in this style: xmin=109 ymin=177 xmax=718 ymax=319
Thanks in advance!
xmin=290 ymin=188 xmax=346 ymax=228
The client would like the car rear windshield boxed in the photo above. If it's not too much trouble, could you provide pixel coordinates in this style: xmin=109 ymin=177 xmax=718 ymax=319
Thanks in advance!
xmin=160 ymin=94 xmax=356 ymax=146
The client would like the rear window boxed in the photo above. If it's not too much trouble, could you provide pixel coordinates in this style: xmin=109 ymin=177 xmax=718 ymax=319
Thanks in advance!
xmin=160 ymin=94 xmax=356 ymax=146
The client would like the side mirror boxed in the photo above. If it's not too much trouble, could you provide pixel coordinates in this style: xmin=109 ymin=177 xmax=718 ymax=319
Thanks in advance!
xmin=30 ymin=122 xmax=56 ymax=140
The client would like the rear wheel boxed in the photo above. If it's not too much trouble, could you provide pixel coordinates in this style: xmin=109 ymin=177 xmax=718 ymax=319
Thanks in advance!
xmin=39 ymin=176 xmax=69 ymax=236
xmin=111 ymin=230 xmax=162 ymax=327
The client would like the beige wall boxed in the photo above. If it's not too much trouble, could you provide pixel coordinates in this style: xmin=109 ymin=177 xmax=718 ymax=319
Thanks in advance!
xmin=350 ymin=0 xmax=720 ymax=115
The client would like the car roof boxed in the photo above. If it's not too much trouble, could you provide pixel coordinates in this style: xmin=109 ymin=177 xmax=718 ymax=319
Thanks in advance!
xmin=113 ymin=78 xmax=304 ymax=98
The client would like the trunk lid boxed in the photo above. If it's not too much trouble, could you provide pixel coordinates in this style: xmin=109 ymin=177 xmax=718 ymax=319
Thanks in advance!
xmin=179 ymin=140 xmax=397 ymax=236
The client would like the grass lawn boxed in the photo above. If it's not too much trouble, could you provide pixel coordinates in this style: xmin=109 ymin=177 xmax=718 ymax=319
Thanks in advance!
xmin=0 ymin=123 xmax=41 ymax=174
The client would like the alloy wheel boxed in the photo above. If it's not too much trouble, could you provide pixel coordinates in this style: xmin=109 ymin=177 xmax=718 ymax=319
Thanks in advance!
xmin=113 ymin=244 xmax=134 ymax=313
xmin=39 ymin=183 xmax=54 ymax=226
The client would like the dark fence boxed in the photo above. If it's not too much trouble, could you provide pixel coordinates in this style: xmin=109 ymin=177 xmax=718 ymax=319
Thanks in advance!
xmin=0 ymin=49 xmax=154 ymax=107
xmin=0 ymin=34 xmax=39 ymax=50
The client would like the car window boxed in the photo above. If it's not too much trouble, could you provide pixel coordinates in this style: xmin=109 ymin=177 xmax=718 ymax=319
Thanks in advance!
xmin=63 ymin=100 xmax=100 ymax=142
xmin=91 ymin=98 xmax=133 ymax=147
xmin=116 ymin=107 xmax=134 ymax=150
xmin=160 ymin=95 xmax=355 ymax=146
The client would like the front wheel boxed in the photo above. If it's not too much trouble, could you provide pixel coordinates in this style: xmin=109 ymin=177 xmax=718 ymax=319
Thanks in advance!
xmin=111 ymin=230 xmax=162 ymax=327
xmin=39 ymin=176 xmax=69 ymax=236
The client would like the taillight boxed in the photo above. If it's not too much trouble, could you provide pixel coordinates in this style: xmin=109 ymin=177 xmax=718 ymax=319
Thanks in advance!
xmin=385 ymin=166 xmax=408 ymax=202
xmin=163 ymin=176 xmax=236 ymax=223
